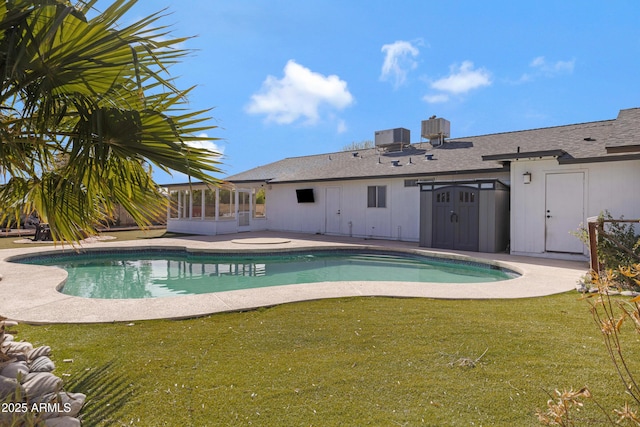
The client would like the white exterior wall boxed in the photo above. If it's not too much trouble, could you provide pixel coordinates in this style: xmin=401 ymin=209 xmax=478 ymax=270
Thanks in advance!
xmin=167 ymin=218 xmax=268 ymax=235
xmin=510 ymin=158 xmax=640 ymax=258
xmin=265 ymin=178 xmax=421 ymax=241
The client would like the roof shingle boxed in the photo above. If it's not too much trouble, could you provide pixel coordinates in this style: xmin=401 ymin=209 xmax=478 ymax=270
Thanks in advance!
xmin=226 ymin=108 xmax=640 ymax=184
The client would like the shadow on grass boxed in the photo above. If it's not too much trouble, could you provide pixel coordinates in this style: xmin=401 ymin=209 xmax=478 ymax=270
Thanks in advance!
xmin=64 ymin=361 xmax=133 ymax=426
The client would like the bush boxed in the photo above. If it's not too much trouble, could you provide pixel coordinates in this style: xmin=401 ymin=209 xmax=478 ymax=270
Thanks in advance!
xmin=575 ymin=211 xmax=640 ymax=289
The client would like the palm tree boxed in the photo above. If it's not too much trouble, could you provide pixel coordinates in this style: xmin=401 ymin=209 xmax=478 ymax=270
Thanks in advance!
xmin=0 ymin=0 xmax=222 ymax=242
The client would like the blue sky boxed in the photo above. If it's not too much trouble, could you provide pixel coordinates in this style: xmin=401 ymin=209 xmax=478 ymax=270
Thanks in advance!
xmin=104 ymin=1 xmax=640 ymax=184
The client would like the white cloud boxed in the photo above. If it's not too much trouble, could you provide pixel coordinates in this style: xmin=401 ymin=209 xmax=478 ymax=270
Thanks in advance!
xmin=423 ymin=94 xmax=449 ymax=104
xmin=512 ymin=56 xmax=576 ymax=83
xmin=530 ymin=56 xmax=575 ymax=75
xmin=430 ymin=61 xmax=492 ymax=94
xmin=380 ymin=40 xmax=420 ymax=88
xmin=336 ymin=119 xmax=347 ymax=134
xmin=246 ymin=60 xmax=354 ymax=125
xmin=423 ymin=61 xmax=491 ymax=103
xmin=185 ymin=133 xmax=223 ymax=156
xmin=530 ymin=56 xmax=546 ymax=68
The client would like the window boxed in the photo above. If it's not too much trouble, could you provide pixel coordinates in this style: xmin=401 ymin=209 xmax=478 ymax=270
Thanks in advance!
xmin=367 ymin=185 xmax=386 ymax=208
xmin=204 ymin=188 xmax=217 ymax=218
xmin=169 ymin=191 xmax=179 ymax=219
xmin=253 ymin=188 xmax=266 ymax=218
xmin=436 ymin=191 xmax=450 ymax=204
xmin=181 ymin=190 xmax=191 ymax=218
xmin=219 ymin=188 xmax=235 ymax=219
xmin=192 ymin=190 xmax=203 ymax=218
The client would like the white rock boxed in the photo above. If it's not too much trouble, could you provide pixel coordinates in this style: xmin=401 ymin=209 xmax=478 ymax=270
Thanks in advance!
xmin=0 ymin=375 xmax=23 ymax=399
xmin=0 ymin=320 xmax=18 ymax=327
xmin=29 ymin=345 xmax=52 ymax=361
xmin=60 ymin=392 xmax=86 ymax=418
xmin=44 ymin=416 xmax=81 ymax=427
xmin=2 ymin=341 xmax=33 ymax=355
xmin=23 ymin=372 xmax=63 ymax=400
xmin=30 ymin=356 xmax=55 ymax=373
xmin=0 ymin=361 xmax=29 ymax=380
xmin=621 ymin=290 xmax=640 ymax=297
xmin=33 ymin=391 xmax=86 ymax=419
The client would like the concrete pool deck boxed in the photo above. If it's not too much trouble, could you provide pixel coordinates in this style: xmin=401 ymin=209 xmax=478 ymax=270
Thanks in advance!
xmin=0 ymin=231 xmax=589 ymax=324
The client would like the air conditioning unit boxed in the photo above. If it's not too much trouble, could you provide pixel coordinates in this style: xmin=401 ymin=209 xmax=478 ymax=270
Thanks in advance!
xmin=421 ymin=118 xmax=450 ymax=145
xmin=374 ymin=128 xmax=410 ymax=147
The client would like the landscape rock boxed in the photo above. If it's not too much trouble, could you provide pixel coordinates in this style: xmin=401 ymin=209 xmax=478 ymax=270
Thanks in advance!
xmin=0 ymin=320 xmax=18 ymax=327
xmin=13 ymin=353 xmax=28 ymax=362
xmin=1 ymin=361 xmax=30 ymax=380
xmin=29 ymin=345 xmax=52 ymax=361
xmin=44 ymin=416 xmax=82 ymax=427
xmin=2 ymin=340 xmax=33 ymax=355
xmin=59 ymin=392 xmax=86 ymax=418
xmin=621 ymin=290 xmax=640 ymax=297
xmin=30 ymin=356 xmax=56 ymax=373
xmin=2 ymin=323 xmax=86 ymax=426
xmin=34 ymin=391 xmax=86 ymax=419
xmin=23 ymin=372 xmax=63 ymax=400
xmin=0 ymin=375 xmax=24 ymax=399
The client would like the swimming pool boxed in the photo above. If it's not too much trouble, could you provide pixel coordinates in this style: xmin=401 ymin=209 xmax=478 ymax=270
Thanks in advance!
xmin=16 ymin=249 xmax=519 ymax=299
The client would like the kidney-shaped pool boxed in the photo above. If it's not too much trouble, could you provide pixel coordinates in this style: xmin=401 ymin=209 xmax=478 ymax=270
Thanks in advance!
xmin=13 ymin=248 xmax=520 ymax=299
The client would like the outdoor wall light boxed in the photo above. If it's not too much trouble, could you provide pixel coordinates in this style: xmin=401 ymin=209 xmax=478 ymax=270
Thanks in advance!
xmin=523 ymin=172 xmax=532 ymax=184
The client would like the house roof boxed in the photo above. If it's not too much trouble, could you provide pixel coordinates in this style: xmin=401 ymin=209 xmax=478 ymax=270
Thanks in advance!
xmin=224 ymin=107 xmax=640 ymax=185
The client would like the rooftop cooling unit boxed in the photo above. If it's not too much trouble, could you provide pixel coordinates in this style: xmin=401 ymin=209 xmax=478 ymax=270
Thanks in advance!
xmin=374 ymin=128 xmax=410 ymax=148
xmin=421 ymin=118 xmax=450 ymax=146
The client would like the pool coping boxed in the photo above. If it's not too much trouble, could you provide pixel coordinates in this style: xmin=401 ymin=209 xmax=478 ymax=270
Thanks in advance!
xmin=0 ymin=231 xmax=589 ymax=324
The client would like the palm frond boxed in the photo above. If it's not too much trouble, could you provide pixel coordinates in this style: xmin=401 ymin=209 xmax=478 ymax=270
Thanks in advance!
xmin=0 ymin=0 xmax=222 ymax=242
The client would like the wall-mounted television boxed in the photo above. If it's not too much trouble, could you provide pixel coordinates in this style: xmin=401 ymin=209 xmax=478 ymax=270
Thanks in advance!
xmin=296 ymin=188 xmax=315 ymax=203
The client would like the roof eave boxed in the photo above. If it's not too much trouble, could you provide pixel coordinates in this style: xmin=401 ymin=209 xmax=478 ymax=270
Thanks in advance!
xmin=267 ymin=167 xmax=509 ymax=184
xmin=482 ymin=149 xmax=567 ymax=161
xmin=559 ymin=153 xmax=640 ymax=164
xmin=605 ymin=144 xmax=640 ymax=154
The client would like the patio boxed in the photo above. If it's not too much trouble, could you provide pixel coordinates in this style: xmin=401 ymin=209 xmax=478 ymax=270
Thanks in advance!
xmin=0 ymin=232 xmax=588 ymax=324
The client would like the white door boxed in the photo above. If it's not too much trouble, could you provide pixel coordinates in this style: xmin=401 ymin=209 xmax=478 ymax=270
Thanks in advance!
xmin=545 ymin=172 xmax=585 ymax=253
xmin=325 ymin=187 xmax=341 ymax=234
xmin=237 ymin=190 xmax=251 ymax=228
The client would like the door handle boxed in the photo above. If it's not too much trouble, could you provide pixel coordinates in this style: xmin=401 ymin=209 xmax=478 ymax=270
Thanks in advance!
xmin=546 ymin=215 xmax=552 ymax=218
xmin=337 ymin=210 xmax=341 ymax=215
xmin=450 ymin=211 xmax=458 ymax=223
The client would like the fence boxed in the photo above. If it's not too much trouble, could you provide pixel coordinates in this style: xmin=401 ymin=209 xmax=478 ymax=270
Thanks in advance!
xmin=587 ymin=217 xmax=640 ymax=272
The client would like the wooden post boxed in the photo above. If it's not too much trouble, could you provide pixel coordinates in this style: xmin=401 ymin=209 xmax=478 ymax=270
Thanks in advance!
xmin=587 ymin=217 xmax=599 ymax=273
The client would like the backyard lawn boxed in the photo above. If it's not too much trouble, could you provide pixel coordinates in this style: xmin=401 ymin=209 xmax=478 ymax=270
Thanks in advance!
xmin=15 ymin=292 xmax=640 ymax=426
xmin=3 ymin=230 xmax=637 ymax=425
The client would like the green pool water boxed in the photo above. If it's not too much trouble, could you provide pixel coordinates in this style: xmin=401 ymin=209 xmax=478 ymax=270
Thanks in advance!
xmin=25 ymin=251 xmax=517 ymax=299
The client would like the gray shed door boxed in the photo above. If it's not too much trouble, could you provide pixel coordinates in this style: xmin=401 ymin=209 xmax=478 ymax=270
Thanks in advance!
xmin=432 ymin=187 xmax=479 ymax=251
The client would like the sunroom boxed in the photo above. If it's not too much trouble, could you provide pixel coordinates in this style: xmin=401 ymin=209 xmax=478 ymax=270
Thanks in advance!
xmin=164 ymin=182 xmax=267 ymax=235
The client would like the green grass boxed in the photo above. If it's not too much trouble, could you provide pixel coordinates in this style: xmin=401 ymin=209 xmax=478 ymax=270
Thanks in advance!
xmin=15 ymin=293 xmax=640 ymax=426
xmin=0 ymin=228 xmax=182 ymax=250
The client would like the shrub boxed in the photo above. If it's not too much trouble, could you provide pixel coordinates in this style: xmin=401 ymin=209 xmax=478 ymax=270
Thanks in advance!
xmin=539 ymin=265 xmax=640 ymax=426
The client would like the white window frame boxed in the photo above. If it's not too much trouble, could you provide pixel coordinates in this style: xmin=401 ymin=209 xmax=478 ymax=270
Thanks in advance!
xmin=367 ymin=185 xmax=387 ymax=208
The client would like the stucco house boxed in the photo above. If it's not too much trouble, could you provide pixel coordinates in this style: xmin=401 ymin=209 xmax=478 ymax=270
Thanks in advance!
xmin=165 ymin=107 xmax=640 ymax=260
